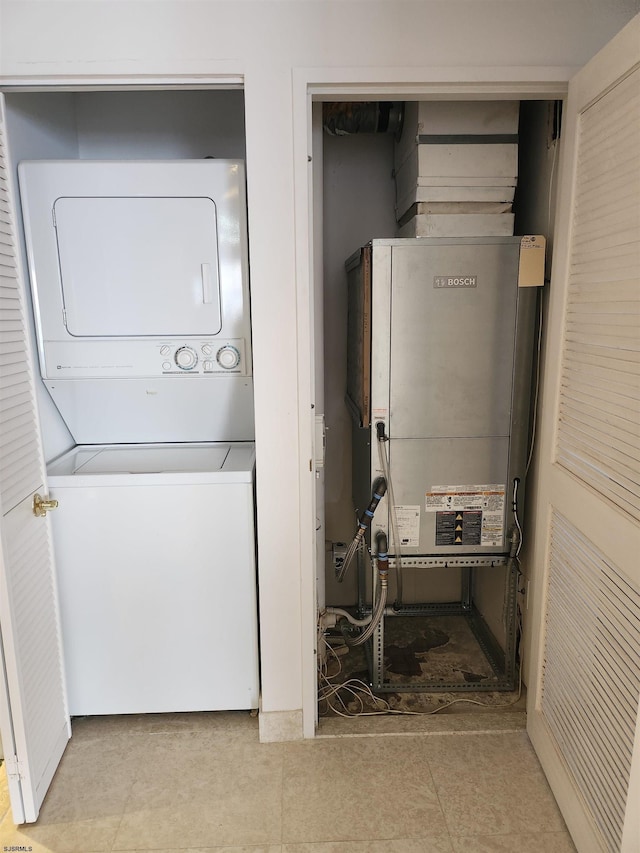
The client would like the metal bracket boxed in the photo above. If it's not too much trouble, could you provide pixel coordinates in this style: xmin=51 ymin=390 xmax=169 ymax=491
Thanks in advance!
xmin=5 ymin=754 xmax=23 ymax=780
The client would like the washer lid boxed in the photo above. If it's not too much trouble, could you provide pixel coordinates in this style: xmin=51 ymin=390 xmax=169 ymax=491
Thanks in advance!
xmin=49 ymin=444 xmax=231 ymax=476
xmin=54 ymin=196 xmax=222 ymax=337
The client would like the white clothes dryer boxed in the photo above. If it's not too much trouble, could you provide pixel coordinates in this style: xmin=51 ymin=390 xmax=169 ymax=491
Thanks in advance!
xmin=19 ymin=159 xmax=254 ymax=443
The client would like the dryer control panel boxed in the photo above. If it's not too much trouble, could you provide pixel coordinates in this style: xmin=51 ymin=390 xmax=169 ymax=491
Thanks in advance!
xmin=162 ymin=341 xmax=245 ymax=375
xmin=42 ymin=339 xmax=249 ymax=379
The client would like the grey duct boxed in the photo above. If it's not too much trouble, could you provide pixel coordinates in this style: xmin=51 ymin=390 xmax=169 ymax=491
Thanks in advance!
xmin=323 ymin=102 xmax=403 ymax=136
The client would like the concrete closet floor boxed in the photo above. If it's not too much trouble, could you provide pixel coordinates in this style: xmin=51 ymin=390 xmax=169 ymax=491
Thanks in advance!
xmin=0 ymin=710 xmax=577 ymax=852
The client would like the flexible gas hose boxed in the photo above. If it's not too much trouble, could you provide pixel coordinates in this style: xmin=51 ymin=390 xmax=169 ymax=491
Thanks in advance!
xmin=376 ymin=423 xmax=403 ymax=606
xmin=345 ymin=531 xmax=389 ymax=647
xmin=346 ymin=576 xmax=387 ymax=646
xmin=336 ymin=477 xmax=387 ymax=583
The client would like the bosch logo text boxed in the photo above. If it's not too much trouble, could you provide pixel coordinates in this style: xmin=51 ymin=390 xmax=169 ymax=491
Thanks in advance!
xmin=433 ymin=276 xmax=478 ymax=289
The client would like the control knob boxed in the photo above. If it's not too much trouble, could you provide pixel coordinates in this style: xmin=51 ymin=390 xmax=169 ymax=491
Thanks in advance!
xmin=174 ymin=346 xmax=198 ymax=371
xmin=216 ymin=345 xmax=241 ymax=370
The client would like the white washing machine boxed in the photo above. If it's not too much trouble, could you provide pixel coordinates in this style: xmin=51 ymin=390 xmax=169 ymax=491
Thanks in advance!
xmin=47 ymin=443 xmax=259 ymax=715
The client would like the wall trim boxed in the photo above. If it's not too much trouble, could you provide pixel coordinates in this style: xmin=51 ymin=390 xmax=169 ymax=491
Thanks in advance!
xmin=0 ymin=76 xmax=244 ymax=91
xmin=258 ymin=708 xmax=304 ymax=743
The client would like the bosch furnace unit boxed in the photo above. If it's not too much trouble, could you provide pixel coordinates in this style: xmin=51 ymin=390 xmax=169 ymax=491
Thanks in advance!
xmin=346 ymin=236 xmax=542 ymax=692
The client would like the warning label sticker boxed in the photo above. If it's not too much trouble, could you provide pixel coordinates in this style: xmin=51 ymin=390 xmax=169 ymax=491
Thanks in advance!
xmin=436 ymin=510 xmax=482 ymax=546
xmin=393 ymin=505 xmax=421 ymax=547
xmin=426 ymin=484 xmax=505 ymax=547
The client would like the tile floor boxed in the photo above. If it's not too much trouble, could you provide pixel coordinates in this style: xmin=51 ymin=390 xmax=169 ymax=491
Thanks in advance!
xmin=0 ymin=711 xmax=576 ymax=852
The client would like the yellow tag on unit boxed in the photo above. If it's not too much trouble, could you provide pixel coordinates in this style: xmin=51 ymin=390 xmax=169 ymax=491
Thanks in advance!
xmin=518 ymin=235 xmax=546 ymax=287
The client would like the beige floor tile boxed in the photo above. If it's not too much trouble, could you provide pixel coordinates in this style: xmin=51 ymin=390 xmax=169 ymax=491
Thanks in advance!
xmin=124 ymin=740 xmax=284 ymax=809
xmin=185 ymin=848 xmax=282 ymax=853
xmin=0 ymin=736 xmax=135 ymax=850
xmin=282 ymin=736 xmax=448 ymax=843
xmin=36 ymin=755 xmax=137 ymax=823
xmin=282 ymin=839 xmax=453 ymax=852
xmin=114 ymin=740 xmax=283 ymax=848
xmin=57 ymin=726 xmax=155 ymax=774
xmin=113 ymin=847 xmax=283 ymax=852
xmin=124 ymin=727 xmax=269 ymax=765
xmin=434 ymin=773 xmax=566 ymax=837
xmin=113 ymin=802 xmax=282 ymax=849
xmin=193 ymin=848 xmax=282 ymax=852
xmin=422 ymin=730 xmax=567 ymax=836
xmin=0 ymin=766 xmax=10 ymax=823
xmin=450 ymin=831 xmax=577 ymax=852
xmin=424 ymin=731 xmax=542 ymax=781
xmin=0 ymin=811 xmax=121 ymax=853
xmin=1 ymin=716 xmax=578 ymax=853
xmin=420 ymin=841 xmax=454 ymax=853
xmin=17 ymin=720 xmax=142 ymax=828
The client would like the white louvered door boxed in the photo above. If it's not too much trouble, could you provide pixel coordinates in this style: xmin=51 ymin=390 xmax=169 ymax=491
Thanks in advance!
xmin=527 ymin=14 xmax=640 ymax=853
xmin=0 ymin=96 xmax=70 ymax=824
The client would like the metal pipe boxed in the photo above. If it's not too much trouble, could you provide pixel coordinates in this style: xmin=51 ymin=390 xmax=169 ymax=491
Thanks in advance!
xmin=323 ymin=102 xmax=403 ymax=136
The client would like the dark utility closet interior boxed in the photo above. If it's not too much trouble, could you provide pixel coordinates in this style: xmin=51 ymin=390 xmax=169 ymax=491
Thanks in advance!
xmin=316 ymin=99 xmax=559 ymax=713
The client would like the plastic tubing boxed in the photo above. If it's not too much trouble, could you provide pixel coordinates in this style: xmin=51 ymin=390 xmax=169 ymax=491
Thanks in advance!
xmin=325 ymin=607 xmax=371 ymax=627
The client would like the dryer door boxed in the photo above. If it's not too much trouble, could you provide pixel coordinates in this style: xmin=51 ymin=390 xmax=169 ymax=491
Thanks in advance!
xmin=54 ymin=195 xmax=222 ymax=337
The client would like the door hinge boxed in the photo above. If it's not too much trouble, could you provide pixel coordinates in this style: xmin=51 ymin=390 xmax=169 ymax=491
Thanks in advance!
xmin=314 ymin=414 xmax=326 ymax=470
xmin=5 ymin=754 xmax=24 ymax=780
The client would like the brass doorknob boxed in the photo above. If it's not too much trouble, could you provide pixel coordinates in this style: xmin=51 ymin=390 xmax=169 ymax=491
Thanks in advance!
xmin=33 ymin=493 xmax=59 ymax=517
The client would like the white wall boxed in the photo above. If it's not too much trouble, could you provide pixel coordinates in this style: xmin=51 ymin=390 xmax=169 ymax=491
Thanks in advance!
xmin=1 ymin=0 xmax=638 ymax=737
xmin=2 ymin=2 xmax=637 ymax=74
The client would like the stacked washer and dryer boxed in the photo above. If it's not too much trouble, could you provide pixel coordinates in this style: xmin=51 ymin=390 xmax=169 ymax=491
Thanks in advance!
xmin=19 ymin=159 xmax=260 ymax=715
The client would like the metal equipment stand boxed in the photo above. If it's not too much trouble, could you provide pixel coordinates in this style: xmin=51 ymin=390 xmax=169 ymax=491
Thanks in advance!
xmin=366 ymin=557 xmax=519 ymax=693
